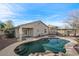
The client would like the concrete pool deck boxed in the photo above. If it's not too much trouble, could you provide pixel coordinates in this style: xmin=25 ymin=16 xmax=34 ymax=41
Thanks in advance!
xmin=0 ymin=36 xmax=79 ymax=56
xmin=65 ymin=42 xmax=78 ymax=56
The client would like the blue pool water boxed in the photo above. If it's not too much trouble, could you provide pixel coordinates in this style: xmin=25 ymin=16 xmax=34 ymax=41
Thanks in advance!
xmin=14 ymin=38 xmax=69 ymax=56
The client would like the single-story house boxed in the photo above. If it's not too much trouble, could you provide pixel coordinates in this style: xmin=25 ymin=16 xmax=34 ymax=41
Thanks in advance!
xmin=15 ymin=21 xmax=49 ymax=41
xmin=48 ymin=25 xmax=58 ymax=35
xmin=57 ymin=29 xmax=79 ymax=36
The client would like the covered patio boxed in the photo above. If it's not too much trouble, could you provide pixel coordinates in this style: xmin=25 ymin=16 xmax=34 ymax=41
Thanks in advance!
xmin=15 ymin=27 xmax=33 ymax=41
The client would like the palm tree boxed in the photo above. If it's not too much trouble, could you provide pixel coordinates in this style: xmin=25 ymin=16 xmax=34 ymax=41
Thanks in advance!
xmin=0 ymin=21 xmax=5 ymax=30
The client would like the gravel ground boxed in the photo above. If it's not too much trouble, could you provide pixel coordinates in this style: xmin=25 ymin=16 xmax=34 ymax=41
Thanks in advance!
xmin=0 ymin=38 xmax=17 ymax=50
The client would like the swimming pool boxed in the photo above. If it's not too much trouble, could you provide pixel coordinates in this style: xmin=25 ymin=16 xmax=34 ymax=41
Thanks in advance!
xmin=14 ymin=38 xmax=69 ymax=56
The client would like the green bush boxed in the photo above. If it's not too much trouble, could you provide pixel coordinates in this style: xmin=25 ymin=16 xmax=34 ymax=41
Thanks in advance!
xmin=5 ymin=29 xmax=15 ymax=38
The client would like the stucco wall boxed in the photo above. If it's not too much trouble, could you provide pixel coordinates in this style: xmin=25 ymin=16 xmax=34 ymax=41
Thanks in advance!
xmin=15 ymin=28 xmax=19 ymax=38
xmin=0 ymin=30 xmax=4 ymax=35
xmin=15 ymin=21 xmax=49 ymax=38
xmin=32 ymin=22 xmax=48 ymax=36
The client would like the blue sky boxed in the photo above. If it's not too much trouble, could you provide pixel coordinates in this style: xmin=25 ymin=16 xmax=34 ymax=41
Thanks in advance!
xmin=0 ymin=3 xmax=79 ymax=27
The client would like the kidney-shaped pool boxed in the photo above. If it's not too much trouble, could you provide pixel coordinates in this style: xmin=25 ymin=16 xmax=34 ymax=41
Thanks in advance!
xmin=14 ymin=38 xmax=70 ymax=56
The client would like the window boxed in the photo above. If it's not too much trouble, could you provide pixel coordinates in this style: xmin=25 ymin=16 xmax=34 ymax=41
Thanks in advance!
xmin=44 ymin=29 xmax=47 ymax=33
xmin=22 ymin=28 xmax=27 ymax=35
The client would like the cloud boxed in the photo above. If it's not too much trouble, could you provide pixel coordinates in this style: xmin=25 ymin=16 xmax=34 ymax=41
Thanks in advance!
xmin=42 ymin=14 xmax=67 ymax=27
xmin=0 ymin=3 xmax=77 ymax=27
xmin=14 ymin=18 xmax=43 ymax=26
xmin=0 ymin=4 xmax=32 ymax=27
xmin=0 ymin=4 xmax=25 ymax=21
xmin=0 ymin=4 xmax=14 ymax=15
xmin=0 ymin=4 xmax=14 ymax=22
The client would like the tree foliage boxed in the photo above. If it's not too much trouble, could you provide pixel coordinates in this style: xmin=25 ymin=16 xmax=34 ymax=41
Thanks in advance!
xmin=0 ymin=20 xmax=15 ymax=38
xmin=64 ymin=10 xmax=79 ymax=36
xmin=0 ymin=21 xmax=5 ymax=30
xmin=4 ymin=20 xmax=14 ymax=30
xmin=65 ymin=10 xmax=79 ymax=29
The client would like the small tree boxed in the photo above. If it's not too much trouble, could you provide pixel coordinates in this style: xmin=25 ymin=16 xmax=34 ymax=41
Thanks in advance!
xmin=4 ymin=20 xmax=14 ymax=29
xmin=4 ymin=20 xmax=15 ymax=38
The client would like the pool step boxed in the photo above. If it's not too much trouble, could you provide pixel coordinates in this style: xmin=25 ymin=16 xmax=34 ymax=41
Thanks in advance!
xmin=15 ymin=46 xmax=29 ymax=56
xmin=18 ymin=48 xmax=28 ymax=55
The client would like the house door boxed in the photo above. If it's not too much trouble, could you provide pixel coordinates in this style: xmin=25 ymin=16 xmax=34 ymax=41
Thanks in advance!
xmin=22 ymin=28 xmax=33 ymax=37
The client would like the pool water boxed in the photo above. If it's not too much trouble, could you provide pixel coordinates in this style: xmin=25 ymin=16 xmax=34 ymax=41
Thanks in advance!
xmin=14 ymin=38 xmax=69 ymax=56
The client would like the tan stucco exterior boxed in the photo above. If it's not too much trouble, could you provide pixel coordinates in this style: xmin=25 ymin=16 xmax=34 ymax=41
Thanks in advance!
xmin=57 ymin=29 xmax=79 ymax=36
xmin=48 ymin=25 xmax=57 ymax=35
xmin=15 ymin=21 xmax=49 ymax=40
xmin=0 ymin=30 xmax=4 ymax=35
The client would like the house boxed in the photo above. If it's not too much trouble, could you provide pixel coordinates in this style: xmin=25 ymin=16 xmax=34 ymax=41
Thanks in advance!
xmin=57 ymin=29 xmax=79 ymax=36
xmin=57 ymin=29 xmax=72 ymax=36
xmin=15 ymin=21 xmax=49 ymax=41
xmin=48 ymin=25 xmax=58 ymax=35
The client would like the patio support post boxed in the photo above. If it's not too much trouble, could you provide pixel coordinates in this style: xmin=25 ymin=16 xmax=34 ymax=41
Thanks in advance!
xmin=19 ymin=27 xmax=23 ymax=41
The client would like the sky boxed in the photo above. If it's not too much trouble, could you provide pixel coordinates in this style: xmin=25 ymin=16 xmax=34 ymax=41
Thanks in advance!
xmin=0 ymin=3 xmax=79 ymax=27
